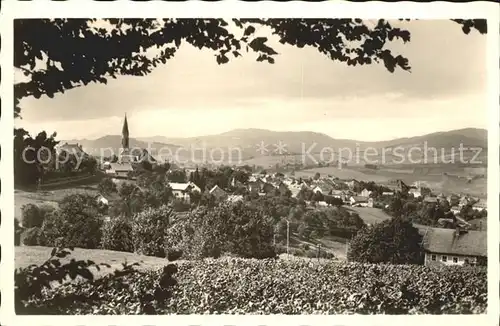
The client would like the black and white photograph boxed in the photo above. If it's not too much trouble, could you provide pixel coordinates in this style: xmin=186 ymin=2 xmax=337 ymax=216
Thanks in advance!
xmin=2 ymin=1 xmax=499 ymax=322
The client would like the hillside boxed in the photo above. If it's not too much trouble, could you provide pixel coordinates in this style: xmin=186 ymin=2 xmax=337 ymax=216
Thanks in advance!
xmin=138 ymin=127 xmax=487 ymax=153
xmin=65 ymin=127 xmax=488 ymax=165
xmin=61 ymin=135 xmax=181 ymax=160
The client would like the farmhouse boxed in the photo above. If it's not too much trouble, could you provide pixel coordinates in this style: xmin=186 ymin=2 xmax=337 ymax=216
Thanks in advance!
xmin=423 ymin=196 xmax=438 ymax=204
xmin=381 ymin=191 xmax=395 ymax=196
xmin=359 ymin=188 xmax=372 ymax=198
xmin=450 ymin=206 xmax=461 ymax=214
xmin=312 ymin=183 xmax=333 ymax=195
xmin=343 ymin=179 xmax=360 ymax=190
xmin=95 ymin=194 xmax=109 ymax=206
xmin=386 ymin=179 xmax=408 ymax=193
xmin=421 ymin=227 xmax=487 ymax=267
xmin=331 ymin=189 xmax=348 ymax=201
xmin=106 ymin=162 xmax=134 ymax=179
xmin=209 ymin=185 xmax=227 ymax=201
xmin=349 ymin=196 xmax=373 ymax=207
xmin=56 ymin=142 xmax=86 ymax=156
xmin=169 ymin=182 xmax=201 ymax=203
xmin=472 ymin=200 xmax=487 ymax=212
xmin=408 ymin=188 xmax=422 ymax=198
xmin=262 ymin=182 xmax=277 ymax=194
xmin=248 ymin=179 xmax=264 ymax=193
xmin=226 ymin=195 xmax=244 ymax=203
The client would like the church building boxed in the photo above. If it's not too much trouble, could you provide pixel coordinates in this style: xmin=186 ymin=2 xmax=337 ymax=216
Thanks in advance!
xmin=105 ymin=114 xmax=135 ymax=179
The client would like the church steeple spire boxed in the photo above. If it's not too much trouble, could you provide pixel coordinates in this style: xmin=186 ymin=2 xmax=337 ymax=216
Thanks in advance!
xmin=122 ymin=113 xmax=129 ymax=149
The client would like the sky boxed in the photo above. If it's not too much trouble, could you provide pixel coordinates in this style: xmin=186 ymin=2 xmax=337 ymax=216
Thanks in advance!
xmin=15 ymin=19 xmax=488 ymax=141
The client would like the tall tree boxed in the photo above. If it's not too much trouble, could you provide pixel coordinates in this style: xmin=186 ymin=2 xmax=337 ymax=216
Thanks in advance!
xmin=348 ymin=217 xmax=423 ymax=264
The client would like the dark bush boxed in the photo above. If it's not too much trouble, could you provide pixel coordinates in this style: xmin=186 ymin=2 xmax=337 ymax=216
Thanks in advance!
xmin=21 ymin=204 xmax=55 ymax=228
xmin=166 ymin=202 xmax=276 ymax=260
xmin=38 ymin=194 xmax=104 ymax=249
xmin=22 ymin=227 xmax=43 ymax=246
xmin=132 ymin=205 xmax=173 ymax=257
xmin=167 ymin=249 xmax=183 ymax=261
xmin=101 ymin=217 xmax=134 ymax=252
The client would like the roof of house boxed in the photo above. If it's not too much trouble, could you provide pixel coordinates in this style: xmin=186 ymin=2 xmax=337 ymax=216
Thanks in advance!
xmin=209 ymin=185 xmax=226 ymax=194
xmin=351 ymin=195 xmax=369 ymax=202
xmin=109 ymin=163 xmax=134 ymax=172
xmin=226 ymin=195 xmax=244 ymax=203
xmin=422 ymin=227 xmax=486 ymax=257
xmin=472 ymin=201 xmax=487 ymax=208
xmin=409 ymin=188 xmax=421 ymax=193
xmin=58 ymin=143 xmax=84 ymax=153
xmin=169 ymin=182 xmax=196 ymax=191
xmin=290 ymin=187 xmax=302 ymax=198
xmin=423 ymin=196 xmax=438 ymax=203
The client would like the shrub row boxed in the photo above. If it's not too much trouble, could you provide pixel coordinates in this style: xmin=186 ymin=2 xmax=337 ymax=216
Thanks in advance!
xmin=19 ymin=257 xmax=487 ymax=314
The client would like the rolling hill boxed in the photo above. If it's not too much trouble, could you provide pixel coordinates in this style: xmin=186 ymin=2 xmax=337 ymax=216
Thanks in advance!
xmin=64 ymin=128 xmax=488 ymax=165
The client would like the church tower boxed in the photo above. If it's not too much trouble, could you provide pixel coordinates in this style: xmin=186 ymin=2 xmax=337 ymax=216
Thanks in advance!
xmin=119 ymin=114 xmax=131 ymax=163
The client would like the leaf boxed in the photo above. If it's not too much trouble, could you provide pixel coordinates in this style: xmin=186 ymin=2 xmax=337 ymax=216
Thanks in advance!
xmin=244 ymin=25 xmax=256 ymax=36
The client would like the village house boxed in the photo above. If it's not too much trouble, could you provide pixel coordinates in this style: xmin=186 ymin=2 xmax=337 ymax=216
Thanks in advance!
xmin=56 ymin=142 xmax=86 ymax=156
xmin=248 ymin=178 xmax=264 ymax=193
xmin=408 ymin=188 xmax=422 ymax=198
xmin=349 ymin=196 xmax=373 ymax=207
xmin=209 ymin=185 xmax=227 ymax=201
xmin=386 ymin=179 xmax=409 ymax=193
xmin=262 ymin=182 xmax=277 ymax=194
xmin=226 ymin=194 xmax=244 ymax=203
xmin=272 ymin=181 xmax=290 ymax=195
xmin=381 ymin=191 xmax=395 ymax=197
xmin=421 ymin=227 xmax=487 ymax=267
xmin=331 ymin=189 xmax=348 ymax=202
xmin=312 ymin=183 xmax=334 ymax=196
xmin=289 ymin=186 xmax=302 ymax=199
xmin=95 ymin=194 xmax=109 ymax=206
xmin=169 ymin=182 xmax=201 ymax=203
xmin=458 ymin=195 xmax=471 ymax=208
xmin=343 ymin=179 xmax=360 ymax=190
xmin=423 ymin=196 xmax=438 ymax=204
xmin=359 ymin=188 xmax=372 ymax=198
xmin=472 ymin=200 xmax=487 ymax=212
xmin=105 ymin=162 xmax=134 ymax=179
xmin=450 ymin=206 xmax=461 ymax=214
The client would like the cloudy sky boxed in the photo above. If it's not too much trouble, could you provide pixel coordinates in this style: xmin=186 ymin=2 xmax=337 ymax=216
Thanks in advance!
xmin=16 ymin=19 xmax=487 ymax=141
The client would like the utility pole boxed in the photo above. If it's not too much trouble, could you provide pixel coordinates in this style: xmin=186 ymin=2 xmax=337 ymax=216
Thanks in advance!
xmin=286 ymin=220 xmax=290 ymax=256
xmin=345 ymin=240 xmax=349 ymax=262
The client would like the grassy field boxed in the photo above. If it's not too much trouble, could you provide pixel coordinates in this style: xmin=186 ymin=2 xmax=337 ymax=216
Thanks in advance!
xmin=14 ymin=183 xmax=100 ymax=222
xmin=347 ymin=206 xmax=393 ymax=225
xmin=15 ymin=246 xmax=171 ymax=272
xmin=294 ymin=166 xmax=487 ymax=199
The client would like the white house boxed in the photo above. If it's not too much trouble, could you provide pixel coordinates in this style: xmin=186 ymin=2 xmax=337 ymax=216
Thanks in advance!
xmin=169 ymin=182 xmax=201 ymax=203
xmin=349 ymin=196 xmax=372 ymax=207
xmin=450 ymin=206 xmax=461 ymax=214
xmin=226 ymin=195 xmax=244 ymax=203
xmin=95 ymin=194 xmax=109 ymax=206
xmin=409 ymin=188 xmax=422 ymax=198
xmin=359 ymin=188 xmax=372 ymax=198
xmin=382 ymin=191 xmax=394 ymax=197
xmin=422 ymin=227 xmax=486 ymax=267
xmin=472 ymin=200 xmax=487 ymax=212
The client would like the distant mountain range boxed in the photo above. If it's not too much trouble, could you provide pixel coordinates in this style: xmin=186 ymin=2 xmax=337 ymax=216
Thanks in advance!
xmin=62 ymin=127 xmax=487 ymax=162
